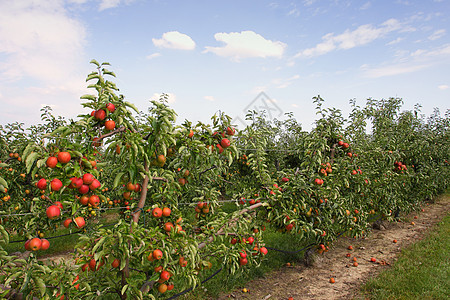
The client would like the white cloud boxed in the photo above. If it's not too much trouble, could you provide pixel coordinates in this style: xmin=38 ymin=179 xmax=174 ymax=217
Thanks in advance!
xmin=0 ymin=0 xmax=87 ymax=83
xmin=438 ymin=84 xmax=449 ymax=90
xmin=362 ymin=43 xmax=450 ymax=78
xmin=428 ymin=29 xmax=446 ymax=41
xmin=295 ymin=19 xmax=402 ymax=58
xmin=152 ymin=31 xmax=196 ymax=50
xmin=204 ymin=96 xmax=215 ymax=101
xmin=204 ymin=31 xmax=286 ymax=61
xmin=387 ymin=37 xmax=404 ymax=45
xmin=273 ymin=75 xmax=300 ymax=89
xmin=362 ymin=63 xmax=429 ymax=78
xmin=99 ymin=0 xmax=121 ymax=11
xmin=150 ymin=92 xmax=176 ymax=104
xmin=146 ymin=53 xmax=161 ymax=60
xmin=288 ymin=8 xmax=300 ymax=17
xmin=360 ymin=2 xmax=371 ymax=10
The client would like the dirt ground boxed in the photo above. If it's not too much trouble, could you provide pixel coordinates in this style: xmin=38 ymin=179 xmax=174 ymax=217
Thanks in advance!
xmin=217 ymin=194 xmax=450 ymax=300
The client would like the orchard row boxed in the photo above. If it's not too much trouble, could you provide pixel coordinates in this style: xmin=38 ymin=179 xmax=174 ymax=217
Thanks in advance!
xmin=0 ymin=60 xmax=449 ymax=299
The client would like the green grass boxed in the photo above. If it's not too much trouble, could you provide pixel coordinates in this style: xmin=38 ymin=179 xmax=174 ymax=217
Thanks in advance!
xmin=361 ymin=213 xmax=450 ymax=300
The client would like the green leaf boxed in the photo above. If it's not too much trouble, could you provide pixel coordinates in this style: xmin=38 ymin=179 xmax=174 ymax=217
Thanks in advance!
xmin=90 ymin=59 xmax=100 ymax=67
xmin=113 ymin=172 xmax=125 ymax=189
xmin=121 ymin=284 xmax=128 ymax=295
xmin=0 ymin=177 xmax=8 ymax=190
xmin=80 ymin=94 xmax=97 ymax=101
xmin=26 ymin=152 xmax=40 ymax=174
xmin=124 ymin=102 xmax=140 ymax=113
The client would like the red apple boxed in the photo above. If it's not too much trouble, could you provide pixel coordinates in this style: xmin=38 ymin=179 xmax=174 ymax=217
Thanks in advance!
xmin=40 ymin=239 xmax=50 ymax=250
xmin=57 ymin=152 xmax=71 ymax=164
xmin=28 ymin=238 xmax=42 ymax=251
xmin=37 ymin=178 xmax=47 ymax=190
xmin=94 ymin=109 xmax=106 ymax=120
xmin=63 ymin=218 xmax=72 ymax=228
xmin=152 ymin=207 xmax=163 ymax=218
xmin=46 ymin=205 xmax=61 ymax=219
xmin=106 ymin=103 xmax=116 ymax=113
xmin=82 ymin=173 xmax=94 ymax=185
xmin=259 ymin=247 xmax=268 ymax=255
xmin=74 ymin=217 xmax=85 ymax=228
xmin=88 ymin=195 xmax=100 ymax=207
xmin=104 ymin=120 xmax=115 ymax=131
xmin=46 ymin=156 xmax=58 ymax=168
xmin=220 ymin=138 xmax=231 ymax=148
xmin=51 ymin=178 xmax=63 ymax=191
xmin=78 ymin=184 xmax=90 ymax=194
xmin=89 ymin=179 xmax=101 ymax=191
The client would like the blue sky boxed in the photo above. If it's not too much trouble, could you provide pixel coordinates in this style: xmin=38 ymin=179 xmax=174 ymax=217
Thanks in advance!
xmin=0 ymin=0 xmax=449 ymax=131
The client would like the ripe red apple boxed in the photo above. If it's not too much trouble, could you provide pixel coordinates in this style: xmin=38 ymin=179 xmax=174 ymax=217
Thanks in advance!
xmin=37 ymin=178 xmax=47 ymax=190
xmin=24 ymin=239 xmax=31 ymax=251
xmin=286 ymin=223 xmax=294 ymax=231
xmin=40 ymin=239 xmax=50 ymax=250
xmin=89 ymin=258 xmax=96 ymax=271
xmin=106 ymin=103 xmax=116 ymax=113
xmin=259 ymin=247 xmax=268 ymax=255
xmin=94 ymin=109 xmax=106 ymax=120
xmin=226 ymin=127 xmax=235 ymax=136
xmin=282 ymin=177 xmax=289 ymax=182
xmin=57 ymin=152 xmax=71 ymax=164
xmin=215 ymin=143 xmax=224 ymax=154
xmin=51 ymin=178 xmax=63 ymax=191
xmin=28 ymin=238 xmax=42 ymax=251
xmin=152 ymin=207 xmax=163 ymax=218
xmin=338 ymin=140 xmax=344 ymax=146
xmin=351 ymin=170 xmax=357 ymax=175
xmin=55 ymin=201 xmax=63 ymax=210
xmin=162 ymin=207 xmax=171 ymax=217
xmin=63 ymin=218 xmax=72 ymax=228
xmin=220 ymin=138 xmax=231 ymax=148
xmin=104 ymin=120 xmax=115 ymax=131
xmin=343 ymin=142 xmax=349 ymax=149
xmin=69 ymin=177 xmax=83 ymax=189
xmin=78 ymin=184 xmax=90 ymax=194
xmin=88 ymin=195 xmax=100 ymax=207
xmin=178 ymin=178 xmax=186 ymax=186
xmin=82 ymin=173 xmax=94 ymax=185
xmin=134 ymin=183 xmax=141 ymax=192
xmin=239 ymin=257 xmax=248 ymax=266
xmin=164 ymin=222 xmax=174 ymax=232
xmin=74 ymin=217 xmax=86 ymax=228
xmin=160 ymin=270 xmax=171 ymax=282
xmin=79 ymin=195 xmax=89 ymax=206
xmin=188 ymin=129 xmax=194 ymax=138
xmin=46 ymin=156 xmax=58 ymax=168
xmin=112 ymin=258 xmax=120 ymax=268
xmin=153 ymin=249 xmax=163 ymax=260
xmin=89 ymin=179 xmax=101 ymax=191
xmin=247 ymin=236 xmax=254 ymax=244
xmin=179 ymin=257 xmax=187 ymax=267
xmin=239 ymin=251 xmax=247 ymax=259
xmin=46 ymin=205 xmax=61 ymax=219
xmin=231 ymin=238 xmax=237 ymax=245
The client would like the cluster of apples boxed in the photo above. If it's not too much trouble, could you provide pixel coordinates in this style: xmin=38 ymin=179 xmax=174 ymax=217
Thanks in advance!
xmin=230 ymin=235 xmax=268 ymax=266
xmin=394 ymin=161 xmax=408 ymax=173
xmin=24 ymin=237 xmax=50 ymax=251
xmin=146 ymin=249 xmax=175 ymax=293
xmin=209 ymin=126 xmax=235 ymax=154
